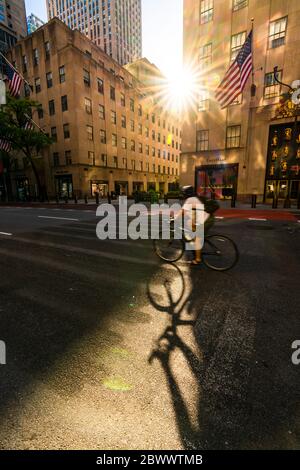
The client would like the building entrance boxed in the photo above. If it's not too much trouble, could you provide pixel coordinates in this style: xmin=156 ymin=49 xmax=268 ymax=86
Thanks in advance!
xmin=195 ymin=164 xmax=239 ymax=199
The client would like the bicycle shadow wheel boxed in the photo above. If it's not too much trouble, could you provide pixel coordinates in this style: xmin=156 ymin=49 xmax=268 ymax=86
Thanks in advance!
xmin=147 ymin=263 xmax=186 ymax=314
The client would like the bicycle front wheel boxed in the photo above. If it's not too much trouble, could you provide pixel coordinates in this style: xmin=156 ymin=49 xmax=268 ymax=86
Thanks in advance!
xmin=202 ymin=235 xmax=239 ymax=271
xmin=153 ymin=236 xmax=185 ymax=263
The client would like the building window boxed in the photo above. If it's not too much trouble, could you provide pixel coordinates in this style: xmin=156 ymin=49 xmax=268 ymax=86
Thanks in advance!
xmin=63 ymin=124 xmax=70 ymax=139
xmin=152 ymin=147 xmax=156 ymax=157
xmin=111 ymin=110 xmax=116 ymax=124
xmin=101 ymin=154 xmax=107 ymax=167
xmin=130 ymin=120 xmax=135 ymax=132
xmin=145 ymin=127 xmax=149 ymax=138
xmin=139 ymin=143 xmax=143 ymax=153
xmin=87 ymin=125 xmax=94 ymax=141
xmin=61 ymin=95 xmax=68 ymax=112
xmin=233 ymin=0 xmax=248 ymax=11
xmin=49 ymin=100 xmax=55 ymax=116
xmin=230 ymin=94 xmax=243 ymax=106
xmin=112 ymin=134 xmax=117 ymax=147
xmin=131 ymin=140 xmax=135 ymax=151
xmin=35 ymin=78 xmax=41 ymax=93
xmin=45 ymin=41 xmax=50 ymax=59
xmin=65 ymin=151 xmax=72 ymax=165
xmin=269 ymin=17 xmax=288 ymax=49
xmin=22 ymin=55 xmax=27 ymax=73
xmin=200 ymin=0 xmax=213 ymax=24
xmin=130 ymin=98 xmax=135 ymax=112
xmin=146 ymin=145 xmax=150 ymax=155
xmin=85 ymin=98 xmax=92 ymax=114
xmin=198 ymin=90 xmax=209 ymax=111
xmin=196 ymin=130 xmax=209 ymax=151
xmin=100 ymin=129 xmax=106 ymax=144
xmin=33 ymin=49 xmax=39 ymax=66
xmin=88 ymin=151 xmax=95 ymax=165
xmin=53 ymin=152 xmax=59 ymax=166
xmin=110 ymin=86 xmax=115 ymax=101
xmin=264 ymin=70 xmax=282 ymax=98
xmin=199 ymin=43 xmax=212 ymax=69
xmin=138 ymin=124 xmax=142 ymax=135
xmin=226 ymin=125 xmax=241 ymax=148
xmin=113 ymin=156 xmax=118 ymax=168
xmin=99 ymin=105 xmax=105 ymax=120
xmin=122 ymin=137 xmax=127 ymax=149
xmin=37 ymin=107 xmax=44 ymax=119
xmin=51 ymin=127 xmax=57 ymax=142
xmin=121 ymin=93 xmax=125 ymax=106
xmin=123 ymin=157 xmax=127 ymax=169
xmin=121 ymin=115 xmax=126 ymax=128
xmin=59 ymin=66 xmax=65 ymax=83
xmin=132 ymin=160 xmax=136 ymax=171
xmin=231 ymin=31 xmax=246 ymax=61
xmin=97 ymin=78 xmax=104 ymax=94
xmin=83 ymin=69 xmax=90 ymax=86
xmin=138 ymin=104 xmax=142 ymax=116
xmin=46 ymin=72 xmax=53 ymax=88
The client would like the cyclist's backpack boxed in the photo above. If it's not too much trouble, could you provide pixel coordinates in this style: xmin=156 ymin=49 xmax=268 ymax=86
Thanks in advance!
xmin=199 ymin=197 xmax=220 ymax=215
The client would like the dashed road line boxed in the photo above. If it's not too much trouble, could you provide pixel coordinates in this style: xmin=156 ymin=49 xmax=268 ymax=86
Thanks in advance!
xmin=248 ymin=218 xmax=268 ymax=222
xmin=38 ymin=216 xmax=80 ymax=222
xmin=0 ymin=232 xmax=13 ymax=236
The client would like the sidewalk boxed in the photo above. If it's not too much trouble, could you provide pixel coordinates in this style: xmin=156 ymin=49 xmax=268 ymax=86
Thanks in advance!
xmin=0 ymin=199 xmax=299 ymax=221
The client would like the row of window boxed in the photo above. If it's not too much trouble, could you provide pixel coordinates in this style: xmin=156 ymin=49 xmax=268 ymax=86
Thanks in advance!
xmin=199 ymin=16 xmax=288 ymax=69
xmin=200 ymin=0 xmax=287 ymax=50
xmin=52 ymin=151 xmax=179 ymax=176
xmin=196 ymin=125 xmax=241 ymax=151
xmin=32 ymin=64 xmax=179 ymax=130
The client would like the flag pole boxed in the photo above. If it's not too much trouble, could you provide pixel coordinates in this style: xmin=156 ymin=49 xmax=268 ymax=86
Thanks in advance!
xmin=0 ymin=51 xmax=33 ymax=91
xmin=24 ymin=113 xmax=47 ymax=135
xmin=243 ymin=18 xmax=255 ymax=194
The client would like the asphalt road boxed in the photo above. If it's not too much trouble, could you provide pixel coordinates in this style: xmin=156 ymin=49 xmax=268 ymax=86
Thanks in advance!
xmin=0 ymin=206 xmax=299 ymax=450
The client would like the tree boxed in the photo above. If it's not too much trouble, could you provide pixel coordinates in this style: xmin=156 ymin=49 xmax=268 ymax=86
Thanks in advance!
xmin=0 ymin=95 xmax=52 ymax=200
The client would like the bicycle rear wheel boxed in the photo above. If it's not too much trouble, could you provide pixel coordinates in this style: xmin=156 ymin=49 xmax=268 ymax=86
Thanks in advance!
xmin=202 ymin=235 xmax=239 ymax=271
xmin=153 ymin=236 xmax=185 ymax=263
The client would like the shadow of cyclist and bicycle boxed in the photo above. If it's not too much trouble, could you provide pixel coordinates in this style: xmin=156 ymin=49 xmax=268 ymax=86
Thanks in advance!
xmin=147 ymin=260 xmax=256 ymax=450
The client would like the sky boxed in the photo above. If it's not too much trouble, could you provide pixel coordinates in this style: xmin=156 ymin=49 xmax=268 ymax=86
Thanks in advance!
xmin=24 ymin=0 xmax=183 ymax=79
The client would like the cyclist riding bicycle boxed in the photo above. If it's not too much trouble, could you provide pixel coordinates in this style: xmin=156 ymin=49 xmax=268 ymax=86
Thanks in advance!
xmin=180 ymin=185 xmax=219 ymax=265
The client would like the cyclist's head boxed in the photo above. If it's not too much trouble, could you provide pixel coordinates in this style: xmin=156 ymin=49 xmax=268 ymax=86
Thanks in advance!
xmin=181 ymin=185 xmax=195 ymax=199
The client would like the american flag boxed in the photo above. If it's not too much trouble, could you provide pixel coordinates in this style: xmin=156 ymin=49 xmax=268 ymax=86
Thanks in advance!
xmin=0 ymin=138 xmax=12 ymax=153
xmin=24 ymin=119 xmax=35 ymax=131
xmin=4 ymin=61 xmax=22 ymax=97
xmin=216 ymin=30 xmax=253 ymax=109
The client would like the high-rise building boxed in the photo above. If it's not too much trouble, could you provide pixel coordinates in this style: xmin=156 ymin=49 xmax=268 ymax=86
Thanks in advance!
xmin=0 ymin=0 xmax=27 ymax=52
xmin=181 ymin=0 xmax=300 ymax=204
xmin=47 ymin=0 xmax=142 ymax=66
xmin=7 ymin=18 xmax=180 ymax=199
xmin=27 ymin=13 xmax=45 ymax=34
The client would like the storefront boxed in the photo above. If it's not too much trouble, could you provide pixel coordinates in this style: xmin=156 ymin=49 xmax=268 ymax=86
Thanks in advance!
xmin=195 ymin=164 xmax=239 ymax=199
xmin=90 ymin=180 xmax=109 ymax=198
xmin=55 ymin=175 xmax=73 ymax=198
xmin=265 ymin=122 xmax=300 ymax=202
xmin=15 ymin=176 xmax=30 ymax=201
xmin=115 ymin=181 xmax=128 ymax=196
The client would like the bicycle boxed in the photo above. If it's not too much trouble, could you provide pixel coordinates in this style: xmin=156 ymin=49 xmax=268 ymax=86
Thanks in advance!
xmin=153 ymin=218 xmax=239 ymax=271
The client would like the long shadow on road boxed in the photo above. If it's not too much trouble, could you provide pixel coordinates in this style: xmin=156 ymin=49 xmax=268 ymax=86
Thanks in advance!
xmin=148 ymin=223 xmax=300 ymax=450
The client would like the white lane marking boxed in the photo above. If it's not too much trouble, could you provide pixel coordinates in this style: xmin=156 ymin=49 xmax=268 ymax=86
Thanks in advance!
xmin=215 ymin=216 xmax=225 ymax=220
xmin=0 ymin=232 xmax=13 ymax=236
xmin=38 ymin=216 xmax=79 ymax=222
xmin=248 ymin=218 xmax=268 ymax=222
